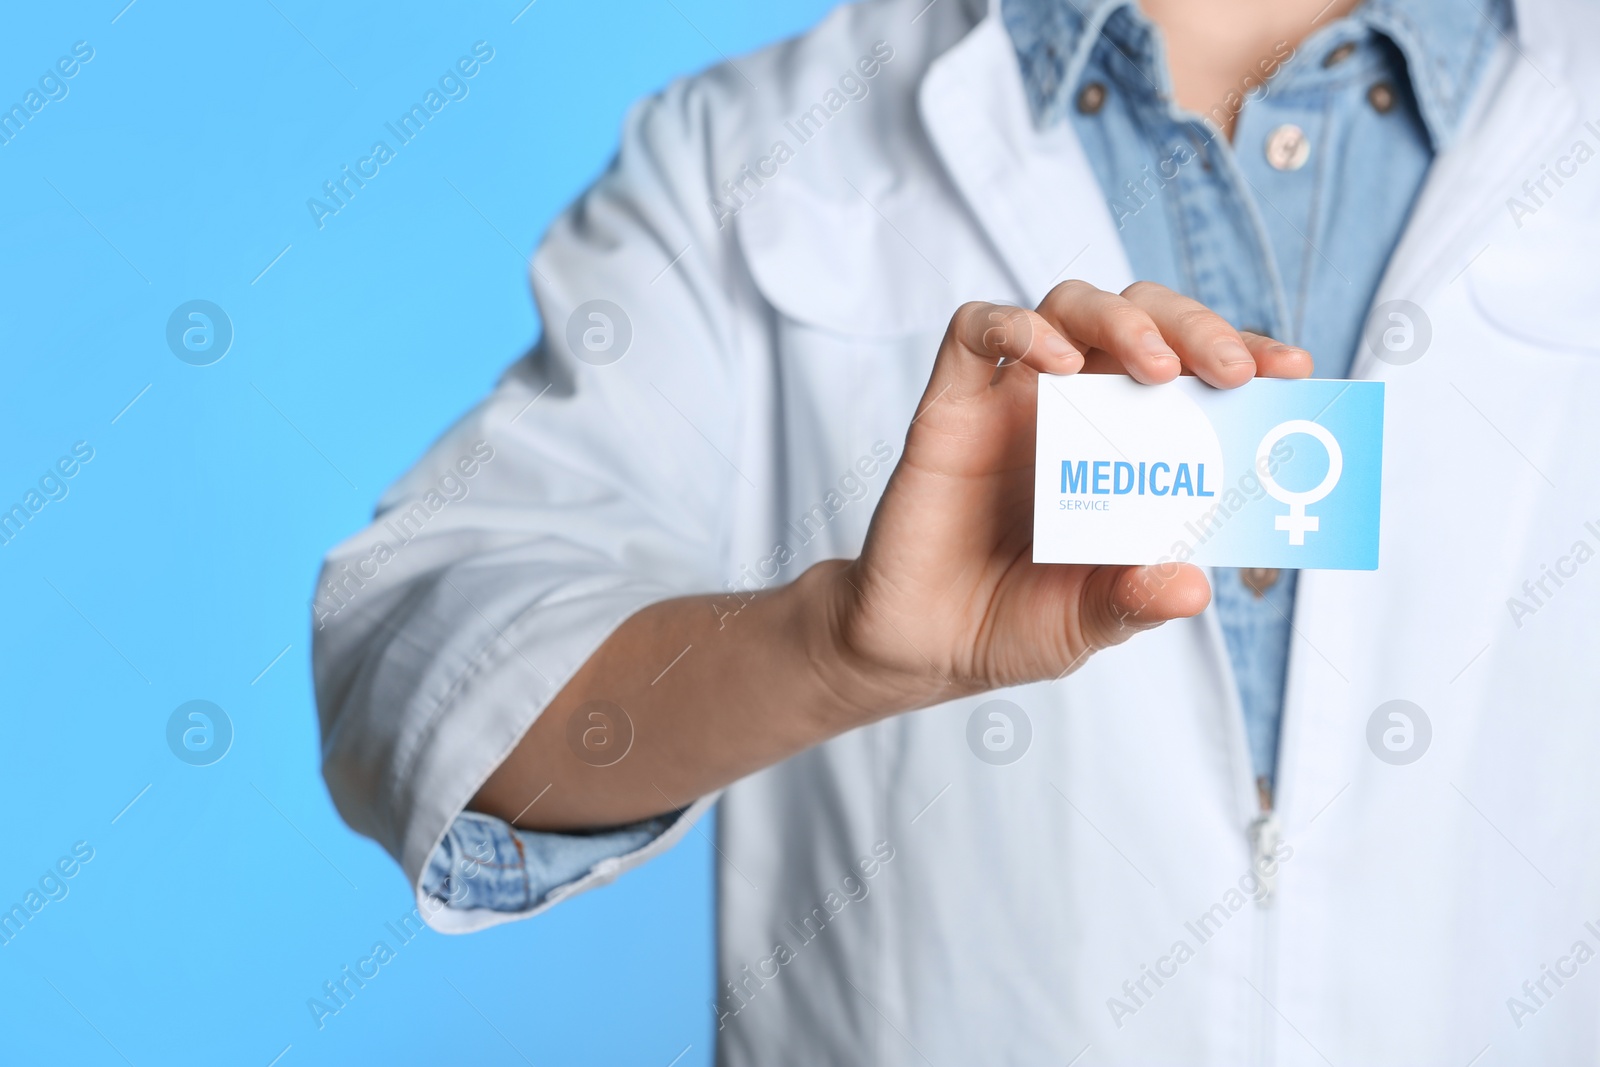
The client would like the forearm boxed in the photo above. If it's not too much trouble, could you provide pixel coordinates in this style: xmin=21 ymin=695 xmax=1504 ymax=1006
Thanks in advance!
xmin=469 ymin=560 xmax=930 ymax=831
xmin=470 ymin=285 xmax=1278 ymax=833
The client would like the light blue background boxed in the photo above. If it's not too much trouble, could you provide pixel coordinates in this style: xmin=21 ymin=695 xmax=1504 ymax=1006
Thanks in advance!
xmin=0 ymin=2 xmax=836 ymax=1063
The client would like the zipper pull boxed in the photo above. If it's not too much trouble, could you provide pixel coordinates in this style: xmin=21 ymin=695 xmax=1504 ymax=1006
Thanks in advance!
xmin=1249 ymin=812 xmax=1282 ymax=908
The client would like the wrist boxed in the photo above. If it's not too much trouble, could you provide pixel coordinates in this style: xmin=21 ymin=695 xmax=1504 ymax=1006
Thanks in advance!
xmin=788 ymin=559 xmax=949 ymax=733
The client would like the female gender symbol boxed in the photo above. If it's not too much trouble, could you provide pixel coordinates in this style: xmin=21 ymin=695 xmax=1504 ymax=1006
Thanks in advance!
xmin=1255 ymin=420 xmax=1343 ymax=545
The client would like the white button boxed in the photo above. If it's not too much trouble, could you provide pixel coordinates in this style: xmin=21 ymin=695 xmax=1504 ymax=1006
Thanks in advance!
xmin=1264 ymin=124 xmax=1310 ymax=171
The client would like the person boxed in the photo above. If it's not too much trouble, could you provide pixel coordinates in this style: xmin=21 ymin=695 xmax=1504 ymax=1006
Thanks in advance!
xmin=312 ymin=0 xmax=1600 ymax=1060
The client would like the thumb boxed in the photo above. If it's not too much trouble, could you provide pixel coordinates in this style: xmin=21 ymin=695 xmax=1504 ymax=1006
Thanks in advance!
xmin=929 ymin=302 xmax=1082 ymax=402
xmin=1075 ymin=563 xmax=1211 ymax=653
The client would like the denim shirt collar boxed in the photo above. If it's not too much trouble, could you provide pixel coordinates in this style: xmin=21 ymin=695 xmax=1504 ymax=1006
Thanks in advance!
xmin=1001 ymin=0 xmax=1513 ymax=149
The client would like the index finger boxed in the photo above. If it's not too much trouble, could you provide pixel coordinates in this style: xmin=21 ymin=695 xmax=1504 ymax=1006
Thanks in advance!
xmin=1035 ymin=280 xmax=1183 ymax=385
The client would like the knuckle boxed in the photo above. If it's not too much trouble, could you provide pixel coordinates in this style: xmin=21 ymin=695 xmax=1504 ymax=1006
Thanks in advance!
xmin=1171 ymin=307 xmax=1241 ymax=348
xmin=948 ymin=301 xmax=994 ymax=345
xmin=971 ymin=304 xmax=1030 ymax=351
xmin=998 ymin=305 xmax=1032 ymax=335
xmin=1174 ymin=306 xmax=1229 ymax=336
xmin=1101 ymin=300 xmax=1153 ymax=340
xmin=950 ymin=301 xmax=989 ymax=331
xmin=1120 ymin=280 xmax=1165 ymax=301
xmin=1044 ymin=278 xmax=1095 ymax=308
xmin=1004 ymin=308 xmax=1038 ymax=351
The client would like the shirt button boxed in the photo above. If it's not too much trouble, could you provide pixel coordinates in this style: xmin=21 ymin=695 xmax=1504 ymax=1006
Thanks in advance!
xmin=1264 ymin=124 xmax=1310 ymax=171
xmin=1241 ymin=568 xmax=1280 ymax=597
xmin=1076 ymin=81 xmax=1108 ymax=115
xmin=1367 ymin=81 xmax=1397 ymax=113
xmin=1322 ymin=41 xmax=1357 ymax=67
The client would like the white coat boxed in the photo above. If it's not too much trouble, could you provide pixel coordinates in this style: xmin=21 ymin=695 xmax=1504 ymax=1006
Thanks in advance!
xmin=313 ymin=0 xmax=1600 ymax=1061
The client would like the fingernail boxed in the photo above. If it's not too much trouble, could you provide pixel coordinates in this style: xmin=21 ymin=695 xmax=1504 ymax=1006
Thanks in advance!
xmin=1043 ymin=332 xmax=1079 ymax=362
xmin=1219 ymin=339 xmax=1255 ymax=366
xmin=1139 ymin=332 xmax=1178 ymax=363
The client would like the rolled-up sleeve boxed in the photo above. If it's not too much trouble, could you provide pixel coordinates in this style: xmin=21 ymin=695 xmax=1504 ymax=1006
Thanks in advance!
xmin=418 ymin=809 xmax=701 ymax=930
xmin=311 ymin=69 xmax=753 ymax=933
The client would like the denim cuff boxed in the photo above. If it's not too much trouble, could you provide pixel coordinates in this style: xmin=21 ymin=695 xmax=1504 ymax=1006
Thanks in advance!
xmin=421 ymin=808 xmax=681 ymax=913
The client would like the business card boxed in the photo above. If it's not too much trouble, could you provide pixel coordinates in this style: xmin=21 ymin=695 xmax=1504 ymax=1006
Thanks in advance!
xmin=1033 ymin=375 xmax=1384 ymax=570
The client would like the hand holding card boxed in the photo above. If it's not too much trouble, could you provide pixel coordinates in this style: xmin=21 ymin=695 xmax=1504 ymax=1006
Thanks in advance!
xmin=827 ymin=279 xmax=1323 ymax=710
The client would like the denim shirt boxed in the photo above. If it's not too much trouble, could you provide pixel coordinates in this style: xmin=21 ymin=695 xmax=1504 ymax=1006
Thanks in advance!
xmin=1004 ymin=0 xmax=1506 ymax=804
xmin=421 ymin=0 xmax=1508 ymax=915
